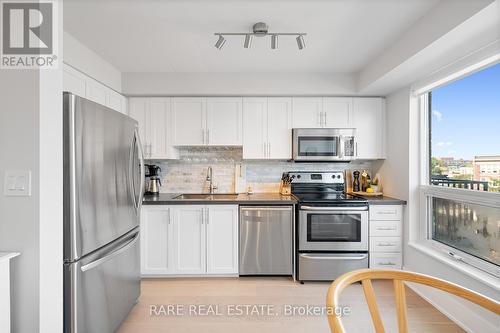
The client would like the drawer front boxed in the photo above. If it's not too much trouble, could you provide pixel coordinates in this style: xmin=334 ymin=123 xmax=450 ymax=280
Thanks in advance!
xmin=370 ymin=253 xmax=402 ymax=269
xmin=370 ymin=220 xmax=402 ymax=237
xmin=370 ymin=237 xmax=402 ymax=253
xmin=299 ymin=253 xmax=368 ymax=281
xmin=370 ymin=205 xmax=402 ymax=221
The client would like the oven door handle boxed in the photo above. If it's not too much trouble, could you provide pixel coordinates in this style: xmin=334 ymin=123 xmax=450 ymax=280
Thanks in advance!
xmin=300 ymin=254 xmax=368 ymax=260
xmin=300 ymin=205 xmax=368 ymax=211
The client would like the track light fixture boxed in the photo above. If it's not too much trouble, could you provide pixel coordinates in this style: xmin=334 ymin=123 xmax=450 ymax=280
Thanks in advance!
xmin=214 ymin=35 xmax=226 ymax=50
xmin=214 ymin=22 xmax=306 ymax=50
xmin=244 ymin=34 xmax=253 ymax=48
xmin=296 ymin=35 xmax=305 ymax=50
xmin=271 ymin=35 xmax=278 ymax=50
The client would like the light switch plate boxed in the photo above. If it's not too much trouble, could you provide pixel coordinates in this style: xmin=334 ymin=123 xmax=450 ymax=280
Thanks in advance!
xmin=4 ymin=170 xmax=31 ymax=196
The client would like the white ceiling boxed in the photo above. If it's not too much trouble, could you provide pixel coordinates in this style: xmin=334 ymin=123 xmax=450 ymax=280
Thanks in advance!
xmin=63 ymin=0 xmax=441 ymax=73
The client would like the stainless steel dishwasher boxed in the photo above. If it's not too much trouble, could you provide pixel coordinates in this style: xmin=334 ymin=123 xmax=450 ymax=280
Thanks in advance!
xmin=239 ymin=206 xmax=293 ymax=275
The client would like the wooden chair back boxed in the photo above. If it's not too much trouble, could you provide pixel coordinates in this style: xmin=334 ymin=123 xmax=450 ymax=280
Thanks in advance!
xmin=326 ymin=269 xmax=500 ymax=333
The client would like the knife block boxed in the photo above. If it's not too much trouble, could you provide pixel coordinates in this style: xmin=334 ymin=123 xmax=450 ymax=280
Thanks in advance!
xmin=279 ymin=181 xmax=291 ymax=195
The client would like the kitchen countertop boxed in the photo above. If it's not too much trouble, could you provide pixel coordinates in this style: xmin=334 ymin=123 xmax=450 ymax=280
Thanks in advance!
xmin=354 ymin=195 xmax=407 ymax=205
xmin=143 ymin=193 xmax=298 ymax=205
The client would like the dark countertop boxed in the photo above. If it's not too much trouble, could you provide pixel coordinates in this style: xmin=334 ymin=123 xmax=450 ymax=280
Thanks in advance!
xmin=354 ymin=195 xmax=407 ymax=205
xmin=143 ymin=193 xmax=298 ymax=205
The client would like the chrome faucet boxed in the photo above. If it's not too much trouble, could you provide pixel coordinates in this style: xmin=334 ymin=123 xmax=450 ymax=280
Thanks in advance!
xmin=206 ymin=166 xmax=218 ymax=194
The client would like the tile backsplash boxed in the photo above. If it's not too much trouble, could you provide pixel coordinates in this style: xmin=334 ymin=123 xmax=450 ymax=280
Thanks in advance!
xmin=148 ymin=147 xmax=373 ymax=193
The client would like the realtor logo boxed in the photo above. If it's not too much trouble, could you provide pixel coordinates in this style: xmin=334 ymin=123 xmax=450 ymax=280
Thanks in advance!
xmin=1 ymin=1 xmax=58 ymax=69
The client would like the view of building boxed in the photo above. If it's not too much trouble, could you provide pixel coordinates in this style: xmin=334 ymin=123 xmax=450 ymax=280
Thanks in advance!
xmin=474 ymin=155 xmax=500 ymax=192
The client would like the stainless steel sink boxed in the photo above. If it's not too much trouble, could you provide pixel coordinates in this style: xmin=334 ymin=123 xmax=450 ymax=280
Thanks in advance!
xmin=173 ymin=193 xmax=239 ymax=200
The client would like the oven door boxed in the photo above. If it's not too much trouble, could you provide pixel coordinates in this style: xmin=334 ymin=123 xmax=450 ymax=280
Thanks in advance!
xmin=292 ymin=129 xmax=339 ymax=161
xmin=299 ymin=206 xmax=368 ymax=251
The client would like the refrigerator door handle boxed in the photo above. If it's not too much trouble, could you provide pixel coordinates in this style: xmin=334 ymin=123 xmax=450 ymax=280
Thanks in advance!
xmin=81 ymin=230 xmax=140 ymax=272
xmin=131 ymin=128 xmax=146 ymax=212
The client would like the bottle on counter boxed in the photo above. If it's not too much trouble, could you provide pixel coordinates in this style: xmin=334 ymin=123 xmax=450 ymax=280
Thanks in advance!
xmin=353 ymin=170 xmax=360 ymax=192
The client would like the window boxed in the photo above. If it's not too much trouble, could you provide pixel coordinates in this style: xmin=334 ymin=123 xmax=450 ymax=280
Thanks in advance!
xmin=421 ymin=61 xmax=500 ymax=277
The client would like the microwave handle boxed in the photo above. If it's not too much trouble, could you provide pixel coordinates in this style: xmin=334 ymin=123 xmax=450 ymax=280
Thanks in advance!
xmin=339 ymin=135 xmax=344 ymax=159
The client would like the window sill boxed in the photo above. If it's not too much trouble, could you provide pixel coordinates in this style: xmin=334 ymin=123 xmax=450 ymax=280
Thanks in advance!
xmin=407 ymin=241 xmax=500 ymax=292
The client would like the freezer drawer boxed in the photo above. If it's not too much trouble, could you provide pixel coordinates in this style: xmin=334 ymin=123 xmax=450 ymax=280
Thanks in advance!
xmin=298 ymin=253 xmax=368 ymax=281
xmin=64 ymin=228 xmax=140 ymax=333
xmin=239 ymin=206 xmax=293 ymax=275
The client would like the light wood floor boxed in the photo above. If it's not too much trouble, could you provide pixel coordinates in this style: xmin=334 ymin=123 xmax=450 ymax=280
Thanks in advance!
xmin=117 ymin=277 xmax=465 ymax=333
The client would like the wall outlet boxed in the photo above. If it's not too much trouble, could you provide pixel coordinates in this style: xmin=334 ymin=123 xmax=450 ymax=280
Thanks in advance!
xmin=3 ymin=170 xmax=32 ymax=196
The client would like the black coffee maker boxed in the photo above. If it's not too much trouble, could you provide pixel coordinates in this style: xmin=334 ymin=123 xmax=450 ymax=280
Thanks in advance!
xmin=145 ymin=164 xmax=162 ymax=195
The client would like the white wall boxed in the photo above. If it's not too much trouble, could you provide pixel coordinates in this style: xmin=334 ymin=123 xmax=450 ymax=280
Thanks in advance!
xmin=376 ymin=88 xmax=500 ymax=333
xmin=122 ymin=72 xmax=357 ymax=96
xmin=64 ymin=31 xmax=122 ymax=93
xmin=0 ymin=72 xmax=40 ymax=333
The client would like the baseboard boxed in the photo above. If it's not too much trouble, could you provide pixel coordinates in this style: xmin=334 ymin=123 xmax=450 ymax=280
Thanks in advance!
xmin=404 ymin=277 xmax=499 ymax=333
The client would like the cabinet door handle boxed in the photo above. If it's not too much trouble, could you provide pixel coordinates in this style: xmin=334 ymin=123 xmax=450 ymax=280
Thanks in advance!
xmin=202 ymin=129 xmax=205 ymax=144
xmin=167 ymin=208 xmax=171 ymax=225
xmin=377 ymin=242 xmax=396 ymax=247
xmin=323 ymin=112 xmax=327 ymax=126
xmin=207 ymin=129 xmax=210 ymax=145
xmin=206 ymin=208 xmax=209 ymax=225
xmin=378 ymin=262 xmax=396 ymax=266
xmin=268 ymin=142 xmax=271 ymax=157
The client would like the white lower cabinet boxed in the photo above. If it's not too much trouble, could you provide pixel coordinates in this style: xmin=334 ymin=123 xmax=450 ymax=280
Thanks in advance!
xmin=172 ymin=205 xmax=206 ymax=274
xmin=141 ymin=205 xmax=238 ymax=276
xmin=140 ymin=206 xmax=173 ymax=275
xmin=206 ymin=205 xmax=239 ymax=274
xmin=369 ymin=205 xmax=403 ymax=269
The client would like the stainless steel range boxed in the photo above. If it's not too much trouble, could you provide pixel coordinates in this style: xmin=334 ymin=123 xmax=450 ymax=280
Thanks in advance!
xmin=286 ymin=171 xmax=369 ymax=282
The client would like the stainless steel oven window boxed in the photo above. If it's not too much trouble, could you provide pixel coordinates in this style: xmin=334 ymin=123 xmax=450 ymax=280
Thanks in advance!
xmin=307 ymin=213 xmax=361 ymax=242
xmin=297 ymin=136 xmax=338 ymax=157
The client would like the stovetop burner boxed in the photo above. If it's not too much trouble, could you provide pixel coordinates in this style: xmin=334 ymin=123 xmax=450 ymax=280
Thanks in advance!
xmin=284 ymin=171 xmax=368 ymax=205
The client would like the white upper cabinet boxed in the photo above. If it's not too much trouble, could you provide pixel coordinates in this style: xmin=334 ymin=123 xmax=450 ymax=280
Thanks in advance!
xmin=172 ymin=97 xmax=243 ymax=146
xmin=267 ymin=98 xmax=292 ymax=159
xmin=129 ymin=98 xmax=178 ymax=160
xmin=172 ymin=205 xmax=206 ymax=275
xmin=62 ymin=65 xmax=86 ymax=98
xmin=106 ymin=89 xmax=127 ymax=115
xmin=242 ymin=98 xmax=267 ymax=159
xmin=172 ymin=98 xmax=207 ymax=146
xmin=352 ymin=97 xmax=385 ymax=159
xmin=85 ymin=80 xmax=107 ymax=106
xmin=128 ymin=98 xmax=150 ymax=156
xmin=206 ymin=98 xmax=243 ymax=146
xmin=323 ymin=97 xmax=352 ymax=128
xmin=292 ymin=97 xmax=323 ymax=128
xmin=206 ymin=205 xmax=239 ymax=274
xmin=292 ymin=97 xmax=352 ymax=128
xmin=243 ymin=97 xmax=291 ymax=159
xmin=63 ymin=64 xmax=127 ymax=115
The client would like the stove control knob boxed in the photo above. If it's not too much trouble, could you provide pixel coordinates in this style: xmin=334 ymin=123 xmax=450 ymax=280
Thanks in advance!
xmin=337 ymin=175 xmax=341 ymax=179
xmin=291 ymin=175 xmax=296 ymax=179
xmin=297 ymin=175 xmax=302 ymax=179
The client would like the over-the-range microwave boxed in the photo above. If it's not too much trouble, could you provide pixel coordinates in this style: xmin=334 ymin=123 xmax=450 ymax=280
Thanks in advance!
xmin=292 ymin=128 xmax=356 ymax=162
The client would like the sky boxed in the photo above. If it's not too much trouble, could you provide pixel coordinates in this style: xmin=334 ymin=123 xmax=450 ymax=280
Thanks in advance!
xmin=431 ymin=62 xmax=500 ymax=160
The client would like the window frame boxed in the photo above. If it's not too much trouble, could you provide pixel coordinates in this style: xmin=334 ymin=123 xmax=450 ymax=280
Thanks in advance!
xmin=418 ymin=70 xmax=500 ymax=278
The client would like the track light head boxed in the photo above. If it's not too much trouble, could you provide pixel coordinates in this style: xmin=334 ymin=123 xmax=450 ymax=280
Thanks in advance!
xmin=271 ymin=35 xmax=278 ymax=50
xmin=296 ymin=35 xmax=305 ymax=50
xmin=215 ymin=35 xmax=226 ymax=50
xmin=244 ymin=34 xmax=253 ymax=48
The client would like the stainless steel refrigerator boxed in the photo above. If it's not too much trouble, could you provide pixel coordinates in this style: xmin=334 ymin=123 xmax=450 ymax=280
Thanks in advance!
xmin=63 ymin=92 xmax=145 ymax=333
